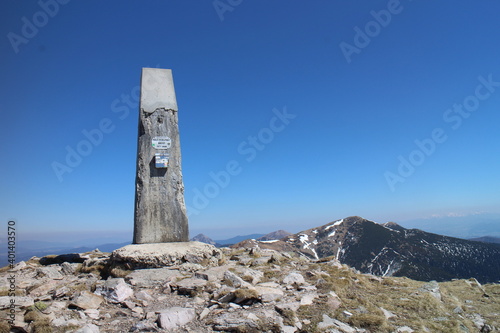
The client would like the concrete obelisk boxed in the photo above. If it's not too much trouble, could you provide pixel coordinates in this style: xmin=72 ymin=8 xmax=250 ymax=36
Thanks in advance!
xmin=133 ymin=68 xmax=189 ymax=244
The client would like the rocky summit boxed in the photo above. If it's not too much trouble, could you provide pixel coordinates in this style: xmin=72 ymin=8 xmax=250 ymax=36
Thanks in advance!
xmin=0 ymin=240 xmax=499 ymax=332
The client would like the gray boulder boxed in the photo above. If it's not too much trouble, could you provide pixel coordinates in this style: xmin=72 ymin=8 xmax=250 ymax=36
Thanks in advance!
xmin=95 ymin=278 xmax=134 ymax=303
xmin=75 ymin=323 xmax=100 ymax=333
xmin=211 ymin=311 xmax=262 ymax=331
xmin=224 ymin=271 xmax=252 ymax=288
xmin=70 ymin=291 xmax=104 ymax=310
xmin=283 ymin=272 xmax=306 ymax=286
xmin=419 ymin=280 xmax=441 ymax=301
xmin=0 ymin=296 xmax=34 ymax=309
xmin=157 ymin=307 xmax=195 ymax=330
xmin=317 ymin=314 xmax=356 ymax=332
xmin=172 ymin=277 xmax=208 ymax=296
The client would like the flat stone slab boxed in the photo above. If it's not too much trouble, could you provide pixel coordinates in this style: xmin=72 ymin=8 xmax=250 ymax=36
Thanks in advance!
xmin=126 ymin=268 xmax=183 ymax=287
xmin=110 ymin=242 xmax=222 ymax=269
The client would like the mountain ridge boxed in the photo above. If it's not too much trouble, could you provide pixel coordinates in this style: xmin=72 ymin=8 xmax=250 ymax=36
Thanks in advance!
xmin=233 ymin=216 xmax=500 ymax=283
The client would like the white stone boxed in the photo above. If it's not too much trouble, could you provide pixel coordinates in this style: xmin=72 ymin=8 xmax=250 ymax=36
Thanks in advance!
xmin=75 ymin=324 xmax=100 ymax=333
xmin=254 ymin=286 xmax=284 ymax=302
xmin=247 ymin=313 xmax=260 ymax=321
xmin=70 ymin=291 xmax=104 ymax=310
xmin=157 ymin=307 xmax=196 ymax=330
xmin=235 ymin=267 xmax=264 ymax=285
xmin=419 ymin=280 xmax=441 ymax=301
xmin=300 ymin=292 xmax=317 ymax=306
xmin=282 ymin=326 xmax=297 ymax=333
xmin=11 ymin=261 xmax=27 ymax=271
xmin=283 ymin=272 xmax=306 ymax=286
xmin=224 ymin=270 xmax=252 ymax=288
xmin=381 ymin=307 xmax=396 ymax=319
xmin=212 ymin=312 xmax=262 ymax=331
xmin=195 ymin=265 xmax=231 ymax=281
xmin=199 ymin=307 xmax=210 ymax=320
xmin=317 ymin=314 xmax=355 ymax=332
xmin=135 ymin=290 xmax=154 ymax=301
xmin=276 ymin=302 xmax=301 ymax=312
xmin=258 ymin=281 xmax=281 ymax=288
xmin=95 ymin=278 xmax=133 ymax=303
xmin=84 ymin=309 xmax=100 ymax=319
xmin=132 ymin=307 xmax=144 ymax=315
xmin=172 ymin=277 xmax=207 ymax=295
xmin=37 ymin=266 xmax=64 ymax=280
xmin=0 ymin=296 xmax=34 ymax=309
xmin=29 ymin=280 xmax=63 ymax=297
xmin=126 ymin=268 xmax=183 ymax=287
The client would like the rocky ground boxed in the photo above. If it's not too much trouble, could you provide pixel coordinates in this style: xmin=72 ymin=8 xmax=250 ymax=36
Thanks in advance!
xmin=0 ymin=244 xmax=499 ymax=333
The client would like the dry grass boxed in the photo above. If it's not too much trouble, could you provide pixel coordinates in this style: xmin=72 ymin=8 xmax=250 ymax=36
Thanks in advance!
xmin=24 ymin=310 xmax=42 ymax=323
xmin=69 ymin=283 xmax=89 ymax=292
xmin=78 ymin=264 xmax=106 ymax=276
xmin=234 ymin=288 xmax=259 ymax=300
xmin=24 ymin=309 xmax=52 ymax=332
xmin=348 ymin=313 xmax=387 ymax=330
xmin=0 ymin=288 xmax=25 ymax=297
xmin=0 ymin=266 xmax=11 ymax=274
xmin=261 ymin=268 xmax=281 ymax=282
xmin=297 ymin=297 xmax=336 ymax=332
xmin=53 ymin=325 xmax=80 ymax=333
xmin=0 ymin=321 xmax=10 ymax=333
xmin=32 ymin=317 xmax=52 ymax=333
xmin=439 ymin=279 xmax=500 ymax=329
xmin=294 ymin=263 xmax=500 ymax=332
xmin=218 ymin=256 xmax=229 ymax=265
xmin=109 ymin=267 xmax=132 ymax=278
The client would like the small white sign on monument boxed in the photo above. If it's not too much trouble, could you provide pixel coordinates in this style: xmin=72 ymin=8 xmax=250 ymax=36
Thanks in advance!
xmin=152 ymin=136 xmax=172 ymax=149
xmin=155 ymin=153 xmax=169 ymax=168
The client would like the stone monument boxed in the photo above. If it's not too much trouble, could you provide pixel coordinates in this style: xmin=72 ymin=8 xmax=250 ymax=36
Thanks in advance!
xmin=110 ymin=68 xmax=222 ymax=269
xmin=133 ymin=68 xmax=189 ymax=244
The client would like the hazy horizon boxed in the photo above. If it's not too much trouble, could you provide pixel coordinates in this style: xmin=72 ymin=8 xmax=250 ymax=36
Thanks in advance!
xmin=4 ymin=213 xmax=500 ymax=248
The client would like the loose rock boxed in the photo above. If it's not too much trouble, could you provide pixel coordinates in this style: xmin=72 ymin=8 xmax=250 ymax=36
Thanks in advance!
xmin=157 ymin=307 xmax=195 ymax=330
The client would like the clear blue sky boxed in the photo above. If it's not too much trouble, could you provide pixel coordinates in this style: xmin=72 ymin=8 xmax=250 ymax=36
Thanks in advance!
xmin=1 ymin=0 xmax=500 ymax=242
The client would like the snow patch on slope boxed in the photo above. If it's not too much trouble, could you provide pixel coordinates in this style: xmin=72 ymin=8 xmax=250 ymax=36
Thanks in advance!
xmin=299 ymin=234 xmax=309 ymax=244
xmin=299 ymin=233 xmax=319 ymax=260
xmin=325 ymin=219 xmax=344 ymax=231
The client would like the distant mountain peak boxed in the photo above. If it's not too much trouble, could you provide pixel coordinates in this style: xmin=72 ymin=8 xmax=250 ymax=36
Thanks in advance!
xmin=191 ymin=234 xmax=216 ymax=246
xmin=257 ymin=230 xmax=292 ymax=241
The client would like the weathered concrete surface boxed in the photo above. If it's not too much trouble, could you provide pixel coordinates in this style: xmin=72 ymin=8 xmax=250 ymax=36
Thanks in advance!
xmin=110 ymin=242 xmax=222 ymax=269
xmin=134 ymin=68 xmax=189 ymax=244
xmin=140 ymin=68 xmax=178 ymax=113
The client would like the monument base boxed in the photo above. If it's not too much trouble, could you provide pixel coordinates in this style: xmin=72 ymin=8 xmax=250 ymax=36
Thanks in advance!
xmin=110 ymin=241 xmax=223 ymax=269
